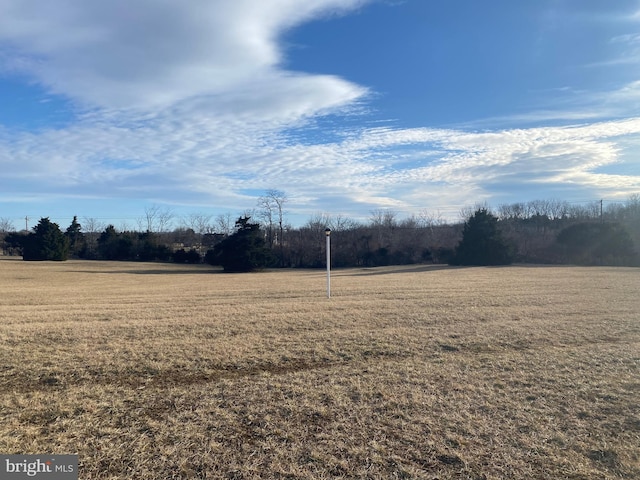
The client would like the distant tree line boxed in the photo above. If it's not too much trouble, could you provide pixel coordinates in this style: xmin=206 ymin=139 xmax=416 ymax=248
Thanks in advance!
xmin=1 ymin=195 xmax=638 ymax=270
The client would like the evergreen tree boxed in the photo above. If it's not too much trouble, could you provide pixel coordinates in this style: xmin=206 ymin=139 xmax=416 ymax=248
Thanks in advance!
xmin=65 ymin=216 xmax=85 ymax=257
xmin=173 ymin=248 xmax=201 ymax=264
xmin=451 ymin=209 xmax=513 ymax=265
xmin=23 ymin=218 xmax=70 ymax=261
xmin=137 ymin=231 xmax=172 ymax=262
xmin=97 ymin=225 xmax=134 ymax=260
xmin=206 ymin=216 xmax=273 ymax=272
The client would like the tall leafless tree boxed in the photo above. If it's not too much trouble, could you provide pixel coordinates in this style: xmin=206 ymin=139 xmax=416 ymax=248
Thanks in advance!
xmin=215 ymin=213 xmax=234 ymax=235
xmin=139 ymin=205 xmax=174 ymax=232
xmin=257 ymin=190 xmax=288 ymax=265
xmin=81 ymin=217 xmax=106 ymax=258
xmin=182 ymin=213 xmax=214 ymax=235
xmin=257 ymin=190 xmax=287 ymax=243
xmin=0 ymin=217 xmax=15 ymax=233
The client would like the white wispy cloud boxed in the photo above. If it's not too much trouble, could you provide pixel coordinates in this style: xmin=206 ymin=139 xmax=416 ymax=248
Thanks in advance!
xmin=611 ymin=33 xmax=640 ymax=44
xmin=0 ymin=0 xmax=368 ymax=111
xmin=466 ymin=80 xmax=640 ymax=128
xmin=0 ymin=0 xmax=638 ymax=223
xmin=1 ymin=107 xmax=639 ymax=220
xmin=321 ymin=119 xmax=640 ymax=212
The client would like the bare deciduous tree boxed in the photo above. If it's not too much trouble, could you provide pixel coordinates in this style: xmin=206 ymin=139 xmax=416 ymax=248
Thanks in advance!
xmin=459 ymin=202 xmax=491 ymax=222
xmin=81 ymin=217 xmax=106 ymax=258
xmin=0 ymin=217 xmax=15 ymax=233
xmin=329 ymin=214 xmax=360 ymax=231
xmin=182 ymin=213 xmax=213 ymax=235
xmin=139 ymin=205 xmax=174 ymax=232
xmin=257 ymin=190 xmax=288 ymax=266
xmin=417 ymin=209 xmax=446 ymax=228
xmin=305 ymin=213 xmax=332 ymax=233
xmin=257 ymin=190 xmax=287 ymax=246
xmin=369 ymin=209 xmax=397 ymax=249
xmin=369 ymin=209 xmax=397 ymax=228
xmin=215 ymin=212 xmax=234 ymax=235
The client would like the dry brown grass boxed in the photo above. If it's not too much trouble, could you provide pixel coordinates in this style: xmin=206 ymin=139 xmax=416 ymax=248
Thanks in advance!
xmin=0 ymin=257 xmax=638 ymax=479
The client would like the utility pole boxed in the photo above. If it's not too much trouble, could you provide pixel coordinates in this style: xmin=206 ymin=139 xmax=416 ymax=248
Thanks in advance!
xmin=600 ymin=199 xmax=603 ymax=223
xmin=25 ymin=216 xmax=29 ymax=231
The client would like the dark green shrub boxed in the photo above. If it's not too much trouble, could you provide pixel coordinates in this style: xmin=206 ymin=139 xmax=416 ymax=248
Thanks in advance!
xmin=23 ymin=218 xmax=69 ymax=261
xmin=451 ymin=209 xmax=513 ymax=266
xmin=173 ymin=248 xmax=201 ymax=264
xmin=206 ymin=216 xmax=273 ymax=272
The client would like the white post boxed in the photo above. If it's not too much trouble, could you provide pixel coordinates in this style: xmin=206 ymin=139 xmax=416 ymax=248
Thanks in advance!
xmin=325 ymin=228 xmax=331 ymax=298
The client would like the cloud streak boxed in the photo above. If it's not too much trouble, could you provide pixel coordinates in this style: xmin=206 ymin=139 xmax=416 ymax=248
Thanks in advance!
xmin=2 ymin=108 xmax=638 ymax=220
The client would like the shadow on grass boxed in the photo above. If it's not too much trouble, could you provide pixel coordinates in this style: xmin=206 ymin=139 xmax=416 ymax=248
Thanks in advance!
xmin=336 ymin=264 xmax=456 ymax=276
xmin=64 ymin=263 xmax=568 ymax=277
xmin=337 ymin=263 xmax=567 ymax=277
xmin=64 ymin=266 xmax=220 ymax=275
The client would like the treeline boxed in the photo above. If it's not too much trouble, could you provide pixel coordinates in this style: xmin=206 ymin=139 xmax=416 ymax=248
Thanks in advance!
xmin=1 ymin=196 xmax=639 ymax=268
xmin=2 ymin=218 xmax=206 ymax=263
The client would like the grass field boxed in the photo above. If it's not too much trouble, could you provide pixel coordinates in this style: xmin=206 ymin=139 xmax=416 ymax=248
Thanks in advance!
xmin=0 ymin=258 xmax=638 ymax=479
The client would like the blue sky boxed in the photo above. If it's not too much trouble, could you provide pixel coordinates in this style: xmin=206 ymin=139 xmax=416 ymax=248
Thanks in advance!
xmin=1 ymin=0 xmax=639 ymax=230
